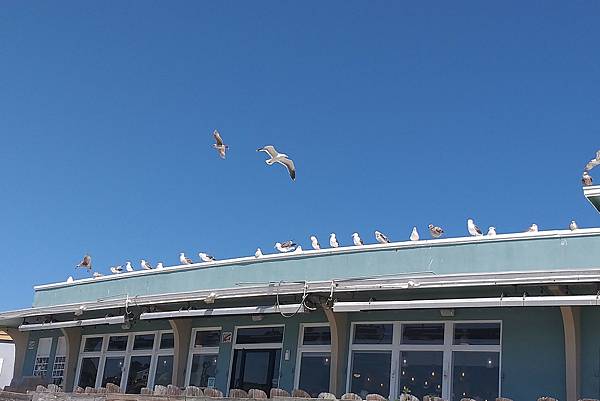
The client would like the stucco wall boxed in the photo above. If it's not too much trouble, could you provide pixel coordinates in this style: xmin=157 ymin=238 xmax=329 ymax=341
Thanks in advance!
xmin=0 ymin=343 xmax=15 ymax=389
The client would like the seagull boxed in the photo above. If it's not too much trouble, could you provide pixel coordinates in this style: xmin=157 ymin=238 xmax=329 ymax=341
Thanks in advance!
xmin=375 ymin=230 xmax=390 ymax=244
xmin=487 ymin=227 xmax=497 ymax=236
xmin=527 ymin=224 xmax=539 ymax=233
xmin=352 ymin=232 xmax=364 ymax=246
xmin=66 ymin=276 xmax=74 ymax=283
xmin=257 ymin=145 xmax=296 ymax=181
xmin=428 ymin=224 xmax=444 ymax=238
xmin=569 ymin=220 xmax=578 ymax=231
xmin=275 ymin=241 xmax=297 ymax=253
xmin=156 ymin=262 xmax=164 ymax=269
xmin=110 ymin=265 xmax=123 ymax=274
xmin=329 ymin=233 xmax=339 ymax=248
xmin=584 ymin=150 xmax=600 ymax=172
xmin=293 ymin=245 xmax=303 ymax=253
xmin=255 ymin=248 xmax=263 ymax=258
xmin=199 ymin=252 xmax=216 ymax=262
xmin=76 ymin=254 xmax=92 ymax=270
xmin=180 ymin=253 xmax=193 ymax=265
xmin=212 ymin=129 xmax=228 ymax=159
xmin=92 ymin=272 xmax=103 ymax=278
xmin=582 ymin=171 xmax=593 ymax=186
xmin=140 ymin=259 xmax=152 ymax=270
xmin=125 ymin=261 xmax=134 ymax=272
xmin=410 ymin=227 xmax=419 ymax=241
xmin=310 ymin=236 xmax=321 ymax=250
xmin=467 ymin=218 xmax=483 ymax=236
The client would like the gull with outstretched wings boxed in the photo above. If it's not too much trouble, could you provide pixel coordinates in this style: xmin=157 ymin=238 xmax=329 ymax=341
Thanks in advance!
xmin=257 ymin=145 xmax=296 ymax=181
xmin=212 ymin=130 xmax=228 ymax=159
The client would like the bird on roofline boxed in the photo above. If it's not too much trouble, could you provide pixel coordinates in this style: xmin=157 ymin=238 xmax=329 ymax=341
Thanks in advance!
xmin=199 ymin=252 xmax=216 ymax=262
xmin=180 ymin=252 xmax=193 ymax=265
xmin=141 ymin=259 xmax=152 ymax=270
xmin=275 ymin=241 xmax=297 ymax=253
xmin=352 ymin=233 xmax=364 ymax=246
xmin=467 ymin=218 xmax=483 ymax=237
xmin=375 ymin=230 xmax=390 ymax=244
xmin=329 ymin=233 xmax=339 ymax=248
xmin=310 ymin=236 xmax=321 ymax=250
xmin=429 ymin=224 xmax=444 ymax=238
xmin=410 ymin=227 xmax=419 ymax=241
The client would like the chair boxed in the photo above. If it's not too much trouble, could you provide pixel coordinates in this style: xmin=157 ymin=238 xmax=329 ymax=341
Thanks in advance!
xmin=141 ymin=387 xmax=153 ymax=395
xmin=292 ymin=389 xmax=312 ymax=398
xmin=205 ymin=388 xmax=225 ymax=398
xmin=249 ymin=389 xmax=268 ymax=399
xmin=106 ymin=383 xmax=121 ymax=393
xmin=74 ymin=386 xmax=84 ymax=393
xmin=366 ymin=394 xmax=387 ymax=401
xmin=342 ymin=393 xmax=362 ymax=401
xmin=460 ymin=398 xmax=476 ymax=401
xmin=84 ymin=386 xmax=96 ymax=394
xmin=319 ymin=392 xmax=337 ymax=400
xmin=271 ymin=388 xmax=291 ymax=398
xmin=35 ymin=385 xmax=48 ymax=393
xmin=168 ymin=384 xmax=183 ymax=396
xmin=538 ymin=397 xmax=558 ymax=401
xmin=230 ymin=388 xmax=250 ymax=398
xmin=96 ymin=387 xmax=107 ymax=394
xmin=496 ymin=398 xmax=513 ymax=401
xmin=47 ymin=384 xmax=61 ymax=393
xmin=154 ymin=385 xmax=167 ymax=395
xmin=185 ymin=386 xmax=204 ymax=397
xmin=399 ymin=394 xmax=419 ymax=401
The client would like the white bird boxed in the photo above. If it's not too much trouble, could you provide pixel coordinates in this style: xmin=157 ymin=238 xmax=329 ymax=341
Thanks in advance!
xmin=255 ymin=248 xmax=263 ymax=258
xmin=582 ymin=171 xmax=593 ymax=186
xmin=293 ymin=245 xmax=303 ymax=253
xmin=76 ymin=254 xmax=92 ymax=270
xmin=257 ymin=145 xmax=296 ymax=181
xmin=92 ymin=272 xmax=103 ymax=278
xmin=275 ymin=241 xmax=297 ymax=253
xmin=429 ymin=224 xmax=444 ymax=238
xmin=110 ymin=265 xmax=123 ymax=274
xmin=375 ymin=230 xmax=390 ymax=244
xmin=310 ymin=236 xmax=321 ymax=250
xmin=352 ymin=232 xmax=364 ymax=246
xmin=66 ymin=276 xmax=74 ymax=283
xmin=527 ymin=224 xmax=539 ymax=233
xmin=140 ymin=259 xmax=152 ymax=270
xmin=180 ymin=253 xmax=193 ymax=265
xmin=467 ymin=218 xmax=483 ymax=236
xmin=199 ymin=252 xmax=216 ymax=262
xmin=125 ymin=261 xmax=134 ymax=272
xmin=156 ymin=262 xmax=164 ymax=269
xmin=204 ymin=292 xmax=217 ymax=304
xmin=487 ymin=227 xmax=497 ymax=236
xmin=329 ymin=233 xmax=339 ymax=248
xmin=569 ymin=220 xmax=578 ymax=231
xmin=584 ymin=150 xmax=600 ymax=172
xmin=410 ymin=227 xmax=419 ymax=241
xmin=212 ymin=129 xmax=228 ymax=159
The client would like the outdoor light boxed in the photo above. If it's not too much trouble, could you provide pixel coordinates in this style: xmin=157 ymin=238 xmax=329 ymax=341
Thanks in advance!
xmin=439 ymin=308 xmax=455 ymax=317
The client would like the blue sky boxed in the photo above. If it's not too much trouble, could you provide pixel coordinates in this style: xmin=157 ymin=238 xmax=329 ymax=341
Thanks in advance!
xmin=0 ymin=2 xmax=599 ymax=309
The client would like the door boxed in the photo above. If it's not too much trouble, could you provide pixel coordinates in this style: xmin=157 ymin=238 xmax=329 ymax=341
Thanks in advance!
xmin=230 ymin=349 xmax=281 ymax=393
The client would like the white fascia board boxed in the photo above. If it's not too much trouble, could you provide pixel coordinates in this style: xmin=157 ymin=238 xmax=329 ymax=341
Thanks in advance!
xmin=18 ymin=316 xmax=125 ymax=331
xmin=140 ymin=304 xmax=304 ymax=320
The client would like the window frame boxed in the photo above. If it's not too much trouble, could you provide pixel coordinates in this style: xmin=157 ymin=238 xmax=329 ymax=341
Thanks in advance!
xmin=185 ymin=327 xmax=222 ymax=387
xmin=294 ymin=323 xmax=331 ymax=395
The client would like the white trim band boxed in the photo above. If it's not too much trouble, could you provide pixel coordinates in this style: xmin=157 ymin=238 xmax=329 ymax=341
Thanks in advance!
xmin=18 ymin=316 xmax=125 ymax=331
xmin=140 ymin=304 xmax=305 ymax=320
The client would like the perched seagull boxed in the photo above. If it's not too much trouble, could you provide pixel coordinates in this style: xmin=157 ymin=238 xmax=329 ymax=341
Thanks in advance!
xmin=76 ymin=254 xmax=92 ymax=270
xmin=467 ymin=218 xmax=483 ymax=236
xmin=255 ymin=248 xmax=263 ymax=258
xmin=140 ymin=259 xmax=152 ymax=270
xmin=582 ymin=171 xmax=593 ymax=186
xmin=527 ymin=224 xmax=539 ymax=233
xmin=156 ymin=262 xmax=164 ymax=269
xmin=429 ymin=224 xmax=444 ymax=238
xmin=180 ymin=252 xmax=193 ymax=265
xmin=212 ymin=129 xmax=228 ymax=159
xmin=329 ymin=233 xmax=339 ymax=248
xmin=125 ymin=261 xmax=134 ymax=272
xmin=352 ymin=232 xmax=364 ymax=246
xmin=569 ymin=220 xmax=578 ymax=231
xmin=275 ymin=241 xmax=297 ymax=253
xmin=199 ymin=252 xmax=216 ymax=262
xmin=257 ymin=145 xmax=296 ymax=181
xmin=310 ymin=235 xmax=321 ymax=250
xmin=92 ymin=272 xmax=103 ymax=278
xmin=110 ymin=265 xmax=123 ymax=274
xmin=584 ymin=150 xmax=600 ymax=172
xmin=293 ymin=245 xmax=303 ymax=253
xmin=410 ymin=227 xmax=419 ymax=241
xmin=375 ymin=230 xmax=390 ymax=244
xmin=66 ymin=276 xmax=74 ymax=283
xmin=487 ymin=227 xmax=497 ymax=236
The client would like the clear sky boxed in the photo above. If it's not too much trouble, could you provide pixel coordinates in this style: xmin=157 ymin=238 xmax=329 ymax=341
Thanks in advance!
xmin=0 ymin=2 xmax=599 ymax=310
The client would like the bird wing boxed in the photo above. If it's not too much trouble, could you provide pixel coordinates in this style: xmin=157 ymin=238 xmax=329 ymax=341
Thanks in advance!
xmin=258 ymin=145 xmax=278 ymax=158
xmin=585 ymin=157 xmax=600 ymax=172
xmin=381 ymin=233 xmax=390 ymax=242
xmin=213 ymin=130 xmax=224 ymax=146
xmin=277 ymin=157 xmax=296 ymax=180
xmin=281 ymin=240 xmax=294 ymax=248
xmin=474 ymin=224 xmax=482 ymax=235
xmin=218 ymin=148 xmax=226 ymax=159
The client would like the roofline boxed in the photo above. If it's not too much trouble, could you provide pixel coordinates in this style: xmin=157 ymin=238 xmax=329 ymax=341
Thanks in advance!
xmin=34 ymin=228 xmax=600 ymax=291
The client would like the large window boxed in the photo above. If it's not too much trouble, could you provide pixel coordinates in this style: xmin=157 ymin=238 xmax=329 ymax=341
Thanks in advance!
xmin=295 ymin=324 xmax=331 ymax=397
xmin=75 ymin=330 xmax=173 ymax=393
xmin=186 ymin=328 xmax=221 ymax=388
xmin=347 ymin=321 xmax=501 ymax=401
xmin=33 ymin=338 xmax=52 ymax=377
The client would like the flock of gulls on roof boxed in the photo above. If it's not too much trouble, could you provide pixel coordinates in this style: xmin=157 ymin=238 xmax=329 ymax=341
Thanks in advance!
xmin=67 ymin=146 xmax=598 ymax=283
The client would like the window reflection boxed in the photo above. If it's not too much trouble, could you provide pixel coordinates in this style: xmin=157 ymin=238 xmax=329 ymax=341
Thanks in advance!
xmin=190 ymin=354 xmax=218 ymax=387
xmin=78 ymin=357 xmax=99 ymax=388
xmin=126 ymin=356 xmax=151 ymax=394
xmin=350 ymin=351 xmax=391 ymax=398
xmin=298 ymin=353 xmax=330 ymax=397
xmin=454 ymin=323 xmax=500 ymax=345
xmin=154 ymin=356 xmax=173 ymax=387
xmin=451 ymin=352 xmax=499 ymax=401
xmin=101 ymin=357 xmax=124 ymax=388
xmin=399 ymin=351 xmax=443 ymax=400
xmin=353 ymin=324 xmax=393 ymax=344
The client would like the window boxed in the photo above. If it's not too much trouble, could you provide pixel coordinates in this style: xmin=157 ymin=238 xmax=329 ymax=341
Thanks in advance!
xmin=83 ymin=337 xmax=103 ymax=352
xmin=452 ymin=352 xmax=499 ymax=401
xmin=33 ymin=338 xmax=52 ymax=377
xmin=350 ymin=351 xmax=391 ymax=397
xmin=154 ymin=355 xmax=174 ymax=387
xmin=187 ymin=328 xmax=221 ymax=388
xmin=402 ymin=324 xmax=444 ymax=345
xmin=101 ymin=357 xmax=124 ymax=387
xmin=78 ymin=357 xmax=100 ymax=388
xmin=236 ymin=326 xmax=284 ymax=344
xmin=52 ymin=337 xmax=67 ymax=386
xmin=453 ymin=323 xmax=501 ymax=345
xmin=353 ymin=324 xmax=393 ymax=344
xmin=295 ymin=324 xmax=331 ymax=397
xmin=160 ymin=333 xmax=174 ymax=350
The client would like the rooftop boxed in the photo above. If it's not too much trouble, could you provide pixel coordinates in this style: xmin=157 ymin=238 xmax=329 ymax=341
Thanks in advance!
xmin=584 ymin=184 xmax=600 ymax=212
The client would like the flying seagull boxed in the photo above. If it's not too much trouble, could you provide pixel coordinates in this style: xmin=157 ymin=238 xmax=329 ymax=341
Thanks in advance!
xmin=527 ymin=224 xmax=539 ymax=233
xmin=275 ymin=241 xmax=297 ymax=253
xmin=310 ymin=236 xmax=321 ymax=250
xmin=212 ymin=129 xmax=228 ymax=159
xmin=199 ymin=252 xmax=216 ymax=262
xmin=180 ymin=253 xmax=193 ymax=265
xmin=125 ymin=261 xmax=134 ymax=272
xmin=467 ymin=218 xmax=483 ymax=236
xmin=487 ymin=227 xmax=497 ymax=236
xmin=569 ymin=220 xmax=578 ymax=231
xmin=375 ymin=230 xmax=390 ymax=244
xmin=76 ymin=254 xmax=92 ymax=270
xmin=257 ymin=145 xmax=296 ymax=181
xmin=352 ymin=232 xmax=364 ymax=246
xmin=110 ymin=265 xmax=123 ymax=274
xmin=156 ymin=262 xmax=164 ymax=270
xmin=255 ymin=248 xmax=263 ymax=258
xmin=582 ymin=171 xmax=593 ymax=186
xmin=140 ymin=259 xmax=152 ymax=270
xmin=329 ymin=233 xmax=339 ymax=248
xmin=429 ymin=224 xmax=444 ymax=238
xmin=584 ymin=150 xmax=600 ymax=172
xmin=410 ymin=227 xmax=419 ymax=241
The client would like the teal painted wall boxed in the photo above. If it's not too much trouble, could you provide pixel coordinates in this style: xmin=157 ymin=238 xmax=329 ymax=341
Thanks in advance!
xmin=22 ymin=329 xmax=62 ymax=379
xmin=34 ymin=234 xmax=600 ymax=307
xmin=581 ymin=307 xmax=600 ymax=399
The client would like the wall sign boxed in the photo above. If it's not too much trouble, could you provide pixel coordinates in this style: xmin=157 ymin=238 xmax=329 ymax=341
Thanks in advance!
xmin=221 ymin=331 xmax=232 ymax=343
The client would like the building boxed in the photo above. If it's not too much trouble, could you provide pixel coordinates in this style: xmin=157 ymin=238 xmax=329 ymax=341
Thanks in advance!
xmin=0 ymin=331 xmax=15 ymax=389
xmin=0 ymin=186 xmax=599 ymax=400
